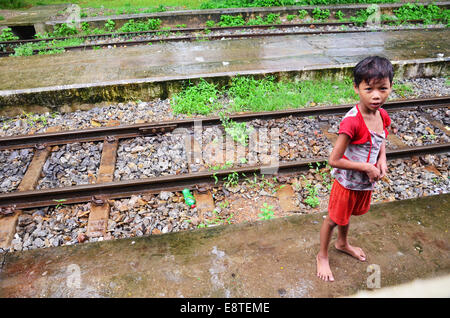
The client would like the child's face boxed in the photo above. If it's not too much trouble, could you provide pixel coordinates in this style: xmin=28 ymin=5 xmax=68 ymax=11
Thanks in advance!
xmin=354 ymin=77 xmax=392 ymax=112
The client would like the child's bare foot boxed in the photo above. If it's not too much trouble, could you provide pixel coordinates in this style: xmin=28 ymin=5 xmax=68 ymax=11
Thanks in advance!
xmin=316 ymin=254 xmax=335 ymax=282
xmin=335 ymin=243 xmax=366 ymax=261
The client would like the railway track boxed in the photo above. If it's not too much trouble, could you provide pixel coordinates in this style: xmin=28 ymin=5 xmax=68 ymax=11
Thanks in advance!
xmin=0 ymin=96 xmax=448 ymax=250
xmin=0 ymin=96 xmax=448 ymax=211
xmin=0 ymin=19 xmax=446 ymax=57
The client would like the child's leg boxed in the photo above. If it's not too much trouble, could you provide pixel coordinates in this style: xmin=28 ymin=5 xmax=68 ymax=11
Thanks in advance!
xmin=316 ymin=215 xmax=337 ymax=282
xmin=335 ymin=222 xmax=366 ymax=261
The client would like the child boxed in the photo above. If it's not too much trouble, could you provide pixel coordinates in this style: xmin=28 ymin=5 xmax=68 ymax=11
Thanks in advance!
xmin=316 ymin=56 xmax=393 ymax=282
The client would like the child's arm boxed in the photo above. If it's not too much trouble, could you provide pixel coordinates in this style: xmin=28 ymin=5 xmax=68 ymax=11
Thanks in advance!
xmin=329 ymin=134 xmax=381 ymax=182
xmin=376 ymin=140 xmax=387 ymax=179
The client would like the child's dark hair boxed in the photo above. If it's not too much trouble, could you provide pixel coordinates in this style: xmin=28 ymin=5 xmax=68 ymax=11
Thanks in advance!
xmin=353 ymin=56 xmax=394 ymax=87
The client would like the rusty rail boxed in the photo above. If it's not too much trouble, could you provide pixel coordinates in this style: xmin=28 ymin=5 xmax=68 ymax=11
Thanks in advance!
xmin=1 ymin=96 xmax=448 ymax=150
xmin=0 ymin=20 xmax=446 ymax=57
xmin=0 ymin=142 xmax=448 ymax=210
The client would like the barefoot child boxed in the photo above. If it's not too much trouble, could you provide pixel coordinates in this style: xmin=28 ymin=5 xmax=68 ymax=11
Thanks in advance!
xmin=316 ymin=56 xmax=393 ymax=282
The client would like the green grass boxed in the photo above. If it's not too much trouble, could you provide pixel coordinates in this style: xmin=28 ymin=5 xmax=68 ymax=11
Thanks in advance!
xmin=171 ymin=76 xmax=359 ymax=116
xmin=392 ymin=82 xmax=413 ymax=98
xmin=0 ymin=27 xmax=19 ymax=41
xmin=393 ymin=3 xmax=449 ymax=25
xmin=171 ymin=75 xmax=420 ymax=116
xmin=171 ymin=79 xmax=221 ymax=115
xmin=11 ymin=37 xmax=85 ymax=56
xmin=0 ymin=0 xmax=205 ymax=10
xmin=200 ymin=0 xmax=399 ymax=9
xmin=0 ymin=0 xmax=26 ymax=9
xmin=227 ymin=76 xmax=357 ymax=113
xmin=0 ymin=15 xmax=5 ymax=20
xmin=0 ymin=0 xmax=405 ymax=11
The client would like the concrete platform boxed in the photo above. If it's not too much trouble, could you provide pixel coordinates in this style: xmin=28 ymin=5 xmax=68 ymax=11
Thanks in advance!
xmin=0 ymin=193 xmax=448 ymax=298
xmin=0 ymin=28 xmax=448 ymax=112
xmin=0 ymin=4 xmax=76 ymax=35
xmin=1 ymin=28 xmax=449 ymax=91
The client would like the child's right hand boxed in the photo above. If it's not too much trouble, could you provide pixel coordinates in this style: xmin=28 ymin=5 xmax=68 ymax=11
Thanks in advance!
xmin=365 ymin=163 xmax=381 ymax=183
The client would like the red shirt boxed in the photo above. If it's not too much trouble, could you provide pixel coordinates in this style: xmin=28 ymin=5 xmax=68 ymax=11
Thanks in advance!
xmin=339 ymin=104 xmax=391 ymax=145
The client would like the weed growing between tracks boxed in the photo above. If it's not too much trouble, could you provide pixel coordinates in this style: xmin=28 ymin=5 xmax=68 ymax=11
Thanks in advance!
xmin=0 ymin=28 xmax=19 ymax=42
xmin=11 ymin=37 xmax=85 ymax=56
xmin=172 ymin=76 xmax=414 ymax=116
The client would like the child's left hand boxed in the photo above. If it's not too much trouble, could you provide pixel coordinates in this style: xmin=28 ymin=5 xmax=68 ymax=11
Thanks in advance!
xmin=377 ymin=159 xmax=388 ymax=180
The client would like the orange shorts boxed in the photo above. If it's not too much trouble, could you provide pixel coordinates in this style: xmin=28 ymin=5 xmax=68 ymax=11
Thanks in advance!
xmin=328 ymin=179 xmax=372 ymax=226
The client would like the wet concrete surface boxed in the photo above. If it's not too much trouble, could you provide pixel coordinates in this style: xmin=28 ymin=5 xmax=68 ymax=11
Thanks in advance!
xmin=0 ymin=28 xmax=448 ymax=91
xmin=0 ymin=193 xmax=448 ymax=298
xmin=0 ymin=4 xmax=73 ymax=26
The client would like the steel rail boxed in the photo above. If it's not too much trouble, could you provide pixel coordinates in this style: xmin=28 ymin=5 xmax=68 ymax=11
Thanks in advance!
xmin=0 ymin=21 xmax=446 ymax=57
xmin=0 ymin=21 xmax=357 ymax=46
xmin=1 ymin=96 xmax=448 ymax=150
xmin=0 ymin=18 xmax=442 ymax=47
xmin=0 ymin=142 xmax=448 ymax=210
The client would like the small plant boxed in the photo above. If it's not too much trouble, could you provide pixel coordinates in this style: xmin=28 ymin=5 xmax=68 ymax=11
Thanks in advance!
xmin=247 ymin=13 xmax=280 ymax=25
xmin=118 ymin=18 xmax=161 ymax=33
xmin=432 ymin=177 xmax=442 ymax=185
xmin=265 ymin=13 xmax=281 ymax=24
xmin=172 ymin=79 xmax=220 ymax=115
xmin=335 ymin=10 xmax=345 ymax=21
xmin=52 ymin=23 xmax=78 ymax=37
xmin=239 ymin=157 xmax=248 ymax=164
xmin=205 ymin=20 xmax=216 ymax=28
xmin=223 ymin=171 xmax=240 ymax=188
xmin=0 ymin=27 xmax=19 ymax=41
xmin=298 ymin=9 xmax=308 ymax=20
xmin=312 ymin=8 xmax=331 ymax=21
xmin=258 ymin=203 xmax=275 ymax=220
xmin=393 ymin=82 xmax=413 ymax=98
xmin=11 ymin=45 xmax=34 ymax=56
xmin=350 ymin=7 xmax=377 ymax=27
xmin=304 ymin=181 xmax=320 ymax=208
xmin=199 ymin=210 xmax=234 ymax=227
xmin=210 ymin=160 xmax=234 ymax=171
xmin=212 ymin=173 xmax=219 ymax=184
xmin=421 ymin=134 xmax=437 ymax=140
xmin=286 ymin=14 xmax=297 ymax=21
xmin=21 ymin=111 xmax=48 ymax=127
xmin=219 ymin=112 xmax=253 ymax=146
xmin=217 ymin=14 xmax=246 ymax=27
xmin=218 ymin=200 xmax=230 ymax=209
xmin=104 ymin=19 xmax=116 ymax=32
xmin=54 ymin=199 xmax=67 ymax=209
xmin=38 ymin=48 xmax=65 ymax=55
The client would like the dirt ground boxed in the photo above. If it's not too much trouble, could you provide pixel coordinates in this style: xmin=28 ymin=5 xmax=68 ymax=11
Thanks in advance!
xmin=1 ymin=193 xmax=448 ymax=298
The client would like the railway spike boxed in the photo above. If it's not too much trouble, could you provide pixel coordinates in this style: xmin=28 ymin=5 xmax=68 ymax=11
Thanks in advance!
xmin=106 ymin=136 xmax=117 ymax=143
xmin=91 ymin=195 xmax=105 ymax=206
xmin=35 ymin=143 xmax=47 ymax=150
